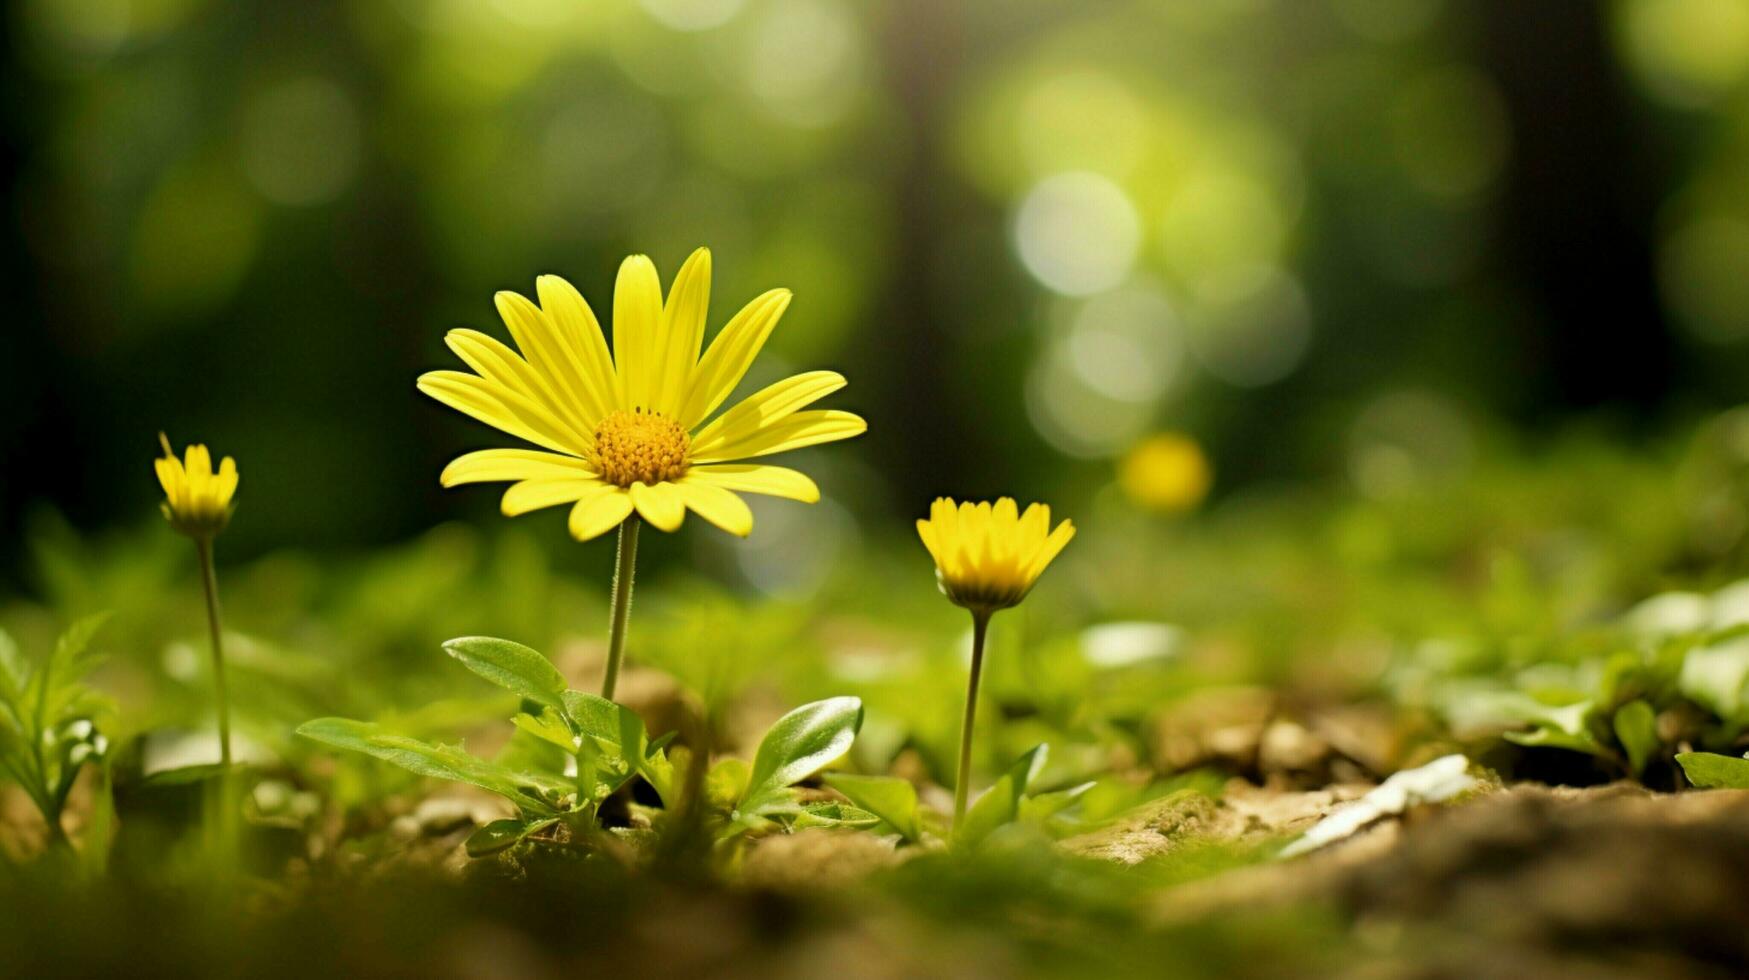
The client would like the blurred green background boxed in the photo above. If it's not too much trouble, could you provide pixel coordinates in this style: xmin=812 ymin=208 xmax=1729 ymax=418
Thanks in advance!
xmin=7 ymin=0 xmax=1749 ymax=586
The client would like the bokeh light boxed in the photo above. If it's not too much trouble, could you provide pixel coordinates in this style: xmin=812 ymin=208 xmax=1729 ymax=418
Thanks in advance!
xmin=1117 ymin=433 xmax=1212 ymax=513
xmin=1617 ymin=0 xmax=1749 ymax=107
xmin=1014 ymin=172 xmax=1141 ymax=297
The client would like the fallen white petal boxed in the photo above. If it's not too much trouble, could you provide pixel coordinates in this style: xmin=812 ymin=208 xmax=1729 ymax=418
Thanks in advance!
xmin=1280 ymin=754 xmax=1478 ymax=859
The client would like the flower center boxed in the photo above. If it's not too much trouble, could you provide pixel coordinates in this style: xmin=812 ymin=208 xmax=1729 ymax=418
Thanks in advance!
xmin=593 ymin=410 xmax=690 ymax=487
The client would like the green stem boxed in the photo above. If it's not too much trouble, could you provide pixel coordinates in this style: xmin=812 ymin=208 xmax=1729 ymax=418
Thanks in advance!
xmin=196 ymin=537 xmax=231 ymax=768
xmin=953 ymin=609 xmax=993 ymax=829
xmin=600 ymin=515 xmax=641 ymax=702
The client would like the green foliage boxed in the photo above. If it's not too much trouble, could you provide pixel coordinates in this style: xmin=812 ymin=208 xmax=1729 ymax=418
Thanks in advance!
xmin=1612 ymin=700 xmax=1659 ymax=778
xmin=300 ymin=637 xmax=869 ymax=855
xmin=716 ymin=696 xmax=864 ymax=837
xmin=1675 ymin=751 xmax=1749 ymax=789
xmin=442 ymin=636 xmax=567 ymax=711
xmin=297 ymin=717 xmax=573 ymax=816
xmin=741 ymin=696 xmax=864 ymax=815
xmin=0 ymin=614 xmax=116 ymax=859
xmin=824 ymin=773 xmax=923 ymax=842
xmin=957 ymin=745 xmax=1094 ymax=847
xmin=299 ymin=634 xmax=680 ymax=849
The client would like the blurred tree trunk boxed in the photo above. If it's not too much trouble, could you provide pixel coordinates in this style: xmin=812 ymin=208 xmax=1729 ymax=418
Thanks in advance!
xmin=1478 ymin=0 xmax=1676 ymax=423
xmin=866 ymin=0 xmax=970 ymax=500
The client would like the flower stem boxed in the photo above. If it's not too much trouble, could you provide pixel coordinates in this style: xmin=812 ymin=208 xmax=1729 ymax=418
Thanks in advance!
xmin=195 ymin=537 xmax=231 ymax=768
xmin=600 ymin=515 xmax=641 ymax=701
xmin=953 ymin=609 xmax=993 ymax=829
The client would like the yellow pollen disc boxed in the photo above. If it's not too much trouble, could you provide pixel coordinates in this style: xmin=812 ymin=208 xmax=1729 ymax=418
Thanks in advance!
xmin=593 ymin=410 xmax=691 ymax=487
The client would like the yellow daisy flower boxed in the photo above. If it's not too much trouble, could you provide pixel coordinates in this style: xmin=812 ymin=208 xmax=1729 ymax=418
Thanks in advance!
xmin=916 ymin=497 xmax=1075 ymax=613
xmin=418 ymin=248 xmax=866 ymax=541
xmin=917 ymin=496 xmax=1074 ymax=830
xmin=155 ymin=433 xmax=239 ymax=538
xmin=154 ymin=432 xmax=239 ymax=768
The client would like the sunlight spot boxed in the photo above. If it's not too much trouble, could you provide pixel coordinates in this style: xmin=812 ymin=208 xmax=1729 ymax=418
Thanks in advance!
xmin=640 ymin=0 xmax=745 ymax=31
xmin=1619 ymin=0 xmax=1749 ymax=106
xmin=1015 ymin=173 xmax=1140 ymax=296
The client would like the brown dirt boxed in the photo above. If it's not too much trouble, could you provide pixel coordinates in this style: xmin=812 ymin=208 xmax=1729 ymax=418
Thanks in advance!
xmin=740 ymin=829 xmax=906 ymax=892
xmin=1134 ymin=783 xmax=1749 ymax=978
xmin=1060 ymin=780 xmax=1375 ymax=865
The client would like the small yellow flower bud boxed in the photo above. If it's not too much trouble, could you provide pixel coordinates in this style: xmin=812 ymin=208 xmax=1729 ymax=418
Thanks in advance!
xmin=915 ymin=497 xmax=1074 ymax=612
xmin=154 ymin=433 xmax=239 ymax=538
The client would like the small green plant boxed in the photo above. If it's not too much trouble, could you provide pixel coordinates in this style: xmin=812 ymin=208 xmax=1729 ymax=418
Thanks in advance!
xmin=704 ymin=695 xmax=868 ymax=839
xmin=952 ymin=744 xmax=1093 ymax=848
xmin=299 ymin=636 xmax=870 ymax=857
xmin=824 ymin=772 xmax=927 ymax=842
xmin=824 ymin=744 xmax=1093 ymax=848
xmin=300 ymin=635 xmax=681 ymax=856
xmin=0 ymin=614 xmax=115 ymax=857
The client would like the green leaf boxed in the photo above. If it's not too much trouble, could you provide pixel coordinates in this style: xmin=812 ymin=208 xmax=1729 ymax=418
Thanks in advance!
xmin=0 ymin=628 xmax=27 ymax=703
xmin=957 ymin=744 xmax=1048 ymax=847
xmin=1020 ymin=780 xmax=1096 ymax=824
xmin=53 ymin=612 xmax=112 ymax=679
xmin=30 ymin=613 xmax=112 ymax=725
xmin=1678 ymin=634 xmax=1749 ymax=723
xmin=563 ymin=691 xmax=642 ymax=764
xmin=1676 ymin=751 xmax=1749 ymax=789
xmin=792 ymin=801 xmax=882 ymax=830
xmin=1612 ymin=700 xmax=1659 ymax=777
xmin=297 ymin=717 xmax=567 ymax=814
xmin=442 ymin=637 xmax=566 ymax=709
xmin=466 ymin=817 xmax=558 ymax=857
xmin=1503 ymin=726 xmax=1607 ymax=756
xmin=741 ymin=696 xmax=863 ymax=815
xmin=708 ymin=758 xmax=750 ymax=810
xmin=140 ymin=763 xmax=231 ymax=788
xmin=511 ymin=708 xmax=577 ymax=753
xmin=824 ymin=773 xmax=922 ymax=842
xmin=556 ymin=691 xmax=679 ymax=804
xmin=563 ymin=691 xmax=636 ymax=748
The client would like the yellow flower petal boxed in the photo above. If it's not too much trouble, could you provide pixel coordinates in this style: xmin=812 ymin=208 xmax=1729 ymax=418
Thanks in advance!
xmin=568 ymin=485 xmax=634 ymax=541
xmin=629 ymin=480 xmax=685 ymax=532
xmin=690 ymin=409 xmax=866 ymax=464
xmin=689 ymin=371 xmax=846 ymax=456
xmin=613 ymin=255 xmax=663 ymax=412
xmin=154 ymin=456 xmax=184 ymax=501
xmin=683 ymin=464 xmax=820 ymax=502
xmin=215 ymin=457 xmax=239 ymax=503
xmin=674 ymin=481 xmax=753 ymax=537
xmin=418 ymin=370 xmax=588 ymax=457
xmin=535 ymin=274 xmax=619 ymax=425
xmin=490 ymin=294 xmax=608 ymax=434
xmin=501 ymin=478 xmax=606 ymax=516
xmin=440 ymin=448 xmax=596 ymax=487
xmin=652 ymin=247 xmax=710 ymax=418
xmin=446 ymin=327 xmax=593 ymax=442
xmin=677 ymin=288 xmax=791 ymax=430
xmin=1025 ymin=520 xmax=1076 ymax=580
